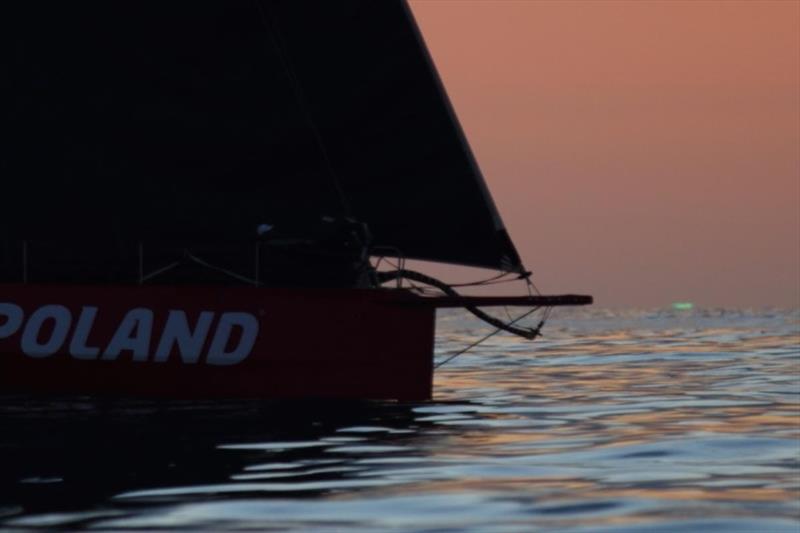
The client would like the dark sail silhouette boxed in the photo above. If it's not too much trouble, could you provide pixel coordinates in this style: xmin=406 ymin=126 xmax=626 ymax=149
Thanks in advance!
xmin=0 ymin=1 xmax=591 ymax=401
xmin=0 ymin=0 xmax=522 ymax=282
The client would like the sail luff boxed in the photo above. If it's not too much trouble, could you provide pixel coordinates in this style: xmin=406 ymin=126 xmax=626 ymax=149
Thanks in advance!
xmin=400 ymin=1 xmax=524 ymax=273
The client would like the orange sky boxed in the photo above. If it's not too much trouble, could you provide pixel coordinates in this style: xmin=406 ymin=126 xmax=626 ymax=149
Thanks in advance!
xmin=409 ymin=0 xmax=799 ymax=308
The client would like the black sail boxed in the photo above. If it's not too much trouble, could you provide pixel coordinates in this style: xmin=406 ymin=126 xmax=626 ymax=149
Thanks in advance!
xmin=0 ymin=1 xmax=523 ymax=282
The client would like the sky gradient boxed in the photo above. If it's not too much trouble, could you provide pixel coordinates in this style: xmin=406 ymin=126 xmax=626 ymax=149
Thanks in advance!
xmin=409 ymin=0 xmax=799 ymax=308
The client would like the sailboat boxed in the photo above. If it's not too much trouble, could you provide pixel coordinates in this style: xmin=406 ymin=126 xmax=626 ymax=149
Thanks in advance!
xmin=0 ymin=1 xmax=590 ymax=400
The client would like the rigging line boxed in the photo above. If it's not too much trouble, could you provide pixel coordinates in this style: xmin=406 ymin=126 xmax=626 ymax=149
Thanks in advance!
xmin=383 ymin=258 xmax=423 ymax=292
xmin=451 ymin=277 xmax=523 ymax=288
xmin=141 ymin=253 xmax=259 ymax=286
xmin=405 ymin=277 xmax=423 ymax=291
xmin=378 ymin=269 xmax=539 ymax=339
xmin=434 ymin=306 xmax=540 ymax=369
xmin=447 ymin=271 xmax=516 ymax=287
xmin=414 ymin=288 xmax=442 ymax=295
xmin=381 ymin=257 xmax=401 ymax=270
xmin=141 ymin=261 xmax=182 ymax=283
xmin=186 ymin=253 xmax=259 ymax=285
xmin=527 ymin=276 xmax=542 ymax=297
xmin=252 ymin=0 xmax=352 ymax=217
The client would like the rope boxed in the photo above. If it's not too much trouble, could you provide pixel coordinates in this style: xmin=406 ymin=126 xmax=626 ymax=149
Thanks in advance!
xmin=184 ymin=253 xmax=259 ymax=286
xmin=434 ymin=306 xmax=542 ymax=369
xmin=141 ymin=251 xmax=259 ymax=286
xmin=447 ymin=271 xmax=517 ymax=287
xmin=141 ymin=261 xmax=182 ymax=282
xmin=377 ymin=269 xmax=544 ymax=340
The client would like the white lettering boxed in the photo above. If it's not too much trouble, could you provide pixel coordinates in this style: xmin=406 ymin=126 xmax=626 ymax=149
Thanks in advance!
xmin=206 ymin=312 xmax=259 ymax=366
xmin=154 ymin=310 xmax=214 ymax=364
xmin=103 ymin=308 xmax=153 ymax=362
xmin=0 ymin=303 xmax=24 ymax=339
xmin=69 ymin=306 xmax=101 ymax=360
xmin=2 ymin=302 xmax=257 ymax=366
xmin=21 ymin=305 xmax=72 ymax=358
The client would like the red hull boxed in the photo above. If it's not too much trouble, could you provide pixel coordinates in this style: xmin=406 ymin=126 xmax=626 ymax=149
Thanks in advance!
xmin=0 ymin=285 xmax=435 ymax=401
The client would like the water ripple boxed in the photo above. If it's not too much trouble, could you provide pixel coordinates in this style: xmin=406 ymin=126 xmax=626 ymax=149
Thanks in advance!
xmin=0 ymin=308 xmax=798 ymax=531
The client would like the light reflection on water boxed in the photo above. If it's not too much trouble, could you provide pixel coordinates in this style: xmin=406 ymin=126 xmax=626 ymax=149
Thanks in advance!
xmin=1 ymin=308 xmax=798 ymax=531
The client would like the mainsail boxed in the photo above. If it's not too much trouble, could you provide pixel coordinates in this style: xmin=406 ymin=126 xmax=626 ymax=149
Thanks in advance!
xmin=0 ymin=1 xmax=523 ymax=281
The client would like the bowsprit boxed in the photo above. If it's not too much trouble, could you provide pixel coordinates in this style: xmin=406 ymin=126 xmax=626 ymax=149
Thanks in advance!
xmin=0 ymin=303 xmax=259 ymax=365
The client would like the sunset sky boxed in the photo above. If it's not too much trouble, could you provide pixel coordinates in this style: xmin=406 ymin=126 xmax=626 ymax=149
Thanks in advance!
xmin=409 ymin=0 xmax=799 ymax=308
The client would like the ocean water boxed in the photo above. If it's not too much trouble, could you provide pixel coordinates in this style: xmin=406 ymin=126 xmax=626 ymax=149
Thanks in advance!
xmin=0 ymin=308 xmax=798 ymax=531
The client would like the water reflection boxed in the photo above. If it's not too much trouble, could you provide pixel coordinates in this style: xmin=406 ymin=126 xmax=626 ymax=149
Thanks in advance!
xmin=1 ymin=308 xmax=798 ymax=531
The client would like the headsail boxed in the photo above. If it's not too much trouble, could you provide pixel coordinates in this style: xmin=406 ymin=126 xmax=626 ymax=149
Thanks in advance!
xmin=0 ymin=0 xmax=523 ymax=281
